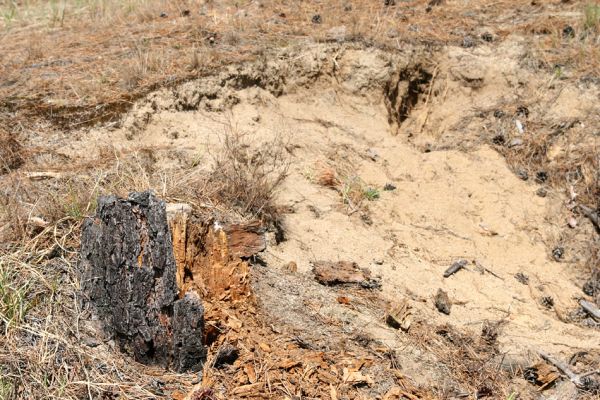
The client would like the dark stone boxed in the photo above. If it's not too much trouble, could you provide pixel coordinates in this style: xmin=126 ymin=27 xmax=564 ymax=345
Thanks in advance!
xmin=181 ymin=9 xmax=191 ymax=17
xmin=516 ymin=168 xmax=529 ymax=181
xmin=493 ymin=110 xmax=504 ymax=118
xmin=535 ymin=171 xmax=548 ymax=183
xmin=481 ymin=32 xmax=494 ymax=42
xmin=481 ymin=321 xmax=499 ymax=344
xmin=492 ymin=134 xmax=505 ymax=145
xmin=383 ymin=183 xmax=397 ymax=191
xmin=541 ymin=296 xmax=554 ymax=309
xmin=515 ymin=272 xmax=529 ymax=285
xmin=563 ymin=25 xmax=575 ymax=38
xmin=435 ymin=289 xmax=451 ymax=315
xmin=516 ymin=106 xmax=529 ymax=118
xmin=552 ymin=246 xmax=564 ymax=261
xmin=79 ymin=191 xmax=206 ymax=372
xmin=311 ymin=14 xmax=322 ymax=24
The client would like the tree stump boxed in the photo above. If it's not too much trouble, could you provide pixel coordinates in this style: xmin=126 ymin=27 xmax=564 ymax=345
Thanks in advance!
xmin=79 ymin=191 xmax=206 ymax=372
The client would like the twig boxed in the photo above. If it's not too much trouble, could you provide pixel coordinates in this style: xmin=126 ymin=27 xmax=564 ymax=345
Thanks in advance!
xmin=474 ymin=260 xmax=504 ymax=280
xmin=444 ymin=259 xmax=468 ymax=278
xmin=580 ymin=300 xmax=600 ymax=320
xmin=25 ymin=171 xmax=63 ymax=180
xmin=418 ymin=65 xmax=439 ymax=133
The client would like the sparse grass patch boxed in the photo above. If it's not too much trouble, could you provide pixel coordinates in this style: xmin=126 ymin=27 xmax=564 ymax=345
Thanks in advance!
xmin=0 ymin=131 xmax=23 ymax=174
xmin=0 ymin=261 xmax=34 ymax=331
xmin=584 ymin=3 xmax=600 ymax=33
xmin=315 ymin=161 xmax=380 ymax=216
xmin=203 ymin=127 xmax=289 ymax=225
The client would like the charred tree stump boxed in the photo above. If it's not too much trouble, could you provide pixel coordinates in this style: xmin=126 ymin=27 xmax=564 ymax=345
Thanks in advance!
xmin=79 ymin=191 xmax=206 ymax=372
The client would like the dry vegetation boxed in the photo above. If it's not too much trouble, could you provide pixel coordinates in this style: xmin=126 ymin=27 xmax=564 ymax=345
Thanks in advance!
xmin=0 ymin=0 xmax=599 ymax=399
xmin=0 ymin=126 xmax=288 ymax=398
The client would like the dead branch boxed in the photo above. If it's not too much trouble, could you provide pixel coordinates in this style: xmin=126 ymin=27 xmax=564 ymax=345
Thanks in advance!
xmin=580 ymin=300 xmax=600 ymax=320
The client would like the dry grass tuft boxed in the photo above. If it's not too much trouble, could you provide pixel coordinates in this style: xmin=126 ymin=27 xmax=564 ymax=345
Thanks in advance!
xmin=203 ymin=128 xmax=289 ymax=226
xmin=316 ymin=165 xmax=339 ymax=188
xmin=412 ymin=322 xmax=514 ymax=398
xmin=0 ymin=131 xmax=23 ymax=174
xmin=315 ymin=160 xmax=380 ymax=217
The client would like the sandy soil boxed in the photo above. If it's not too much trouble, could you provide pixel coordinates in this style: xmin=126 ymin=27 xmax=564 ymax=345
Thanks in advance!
xmin=51 ymin=41 xmax=597 ymax=357
xmin=29 ymin=39 xmax=598 ymax=397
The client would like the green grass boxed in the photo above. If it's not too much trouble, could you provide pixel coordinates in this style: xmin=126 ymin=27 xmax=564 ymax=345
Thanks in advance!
xmin=0 ymin=376 xmax=14 ymax=400
xmin=0 ymin=261 xmax=34 ymax=331
xmin=364 ymin=187 xmax=380 ymax=201
xmin=584 ymin=3 xmax=600 ymax=33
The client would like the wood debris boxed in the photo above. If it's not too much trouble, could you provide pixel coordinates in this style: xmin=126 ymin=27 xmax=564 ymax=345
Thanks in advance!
xmin=580 ymin=299 xmax=600 ymax=320
xmin=343 ymin=368 xmax=374 ymax=386
xmin=312 ymin=260 xmax=380 ymax=288
xmin=443 ymin=259 xmax=468 ymax=278
xmin=524 ymin=362 xmax=560 ymax=389
xmin=538 ymin=351 xmax=600 ymax=392
xmin=386 ymin=298 xmax=413 ymax=332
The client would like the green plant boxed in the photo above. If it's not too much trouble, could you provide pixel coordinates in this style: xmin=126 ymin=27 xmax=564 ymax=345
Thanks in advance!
xmin=584 ymin=3 xmax=600 ymax=33
xmin=0 ymin=262 xmax=33 ymax=331
xmin=364 ymin=187 xmax=380 ymax=201
xmin=0 ymin=377 xmax=14 ymax=399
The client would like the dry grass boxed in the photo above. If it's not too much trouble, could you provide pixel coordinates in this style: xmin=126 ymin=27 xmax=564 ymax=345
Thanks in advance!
xmin=0 ymin=128 xmax=289 ymax=398
xmin=315 ymin=161 xmax=380 ymax=217
xmin=0 ymin=130 xmax=22 ymax=174
xmin=1 ymin=0 xmax=596 ymax=129
xmin=203 ymin=128 xmax=289 ymax=226
xmin=411 ymin=321 xmax=516 ymax=398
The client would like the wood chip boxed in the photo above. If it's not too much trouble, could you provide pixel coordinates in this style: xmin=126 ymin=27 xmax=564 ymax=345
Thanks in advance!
xmin=223 ymin=220 xmax=266 ymax=258
xmin=386 ymin=298 xmax=412 ymax=332
xmin=258 ymin=342 xmax=271 ymax=352
xmin=244 ymin=364 xmax=257 ymax=383
xmin=279 ymin=359 xmax=302 ymax=369
xmin=231 ymin=383 xmax=263 ymax=396
xmin=330 ymin=384 xmax=338 ymax=400
xmin=524 ymin=362 xmax=560 ymax=389
xmin=342 ymin=368 xmax=374 ymax=386
xmin=317 ymin=370 xmax=338 ymax=384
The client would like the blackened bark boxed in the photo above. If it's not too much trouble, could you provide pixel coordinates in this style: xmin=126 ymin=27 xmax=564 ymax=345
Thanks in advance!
xmin=79 ymin=191 xmax=205 ymax=372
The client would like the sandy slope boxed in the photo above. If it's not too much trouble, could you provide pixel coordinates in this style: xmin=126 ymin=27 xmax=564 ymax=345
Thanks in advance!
xmin=62 ymin=41 xmax=598 ymax=374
